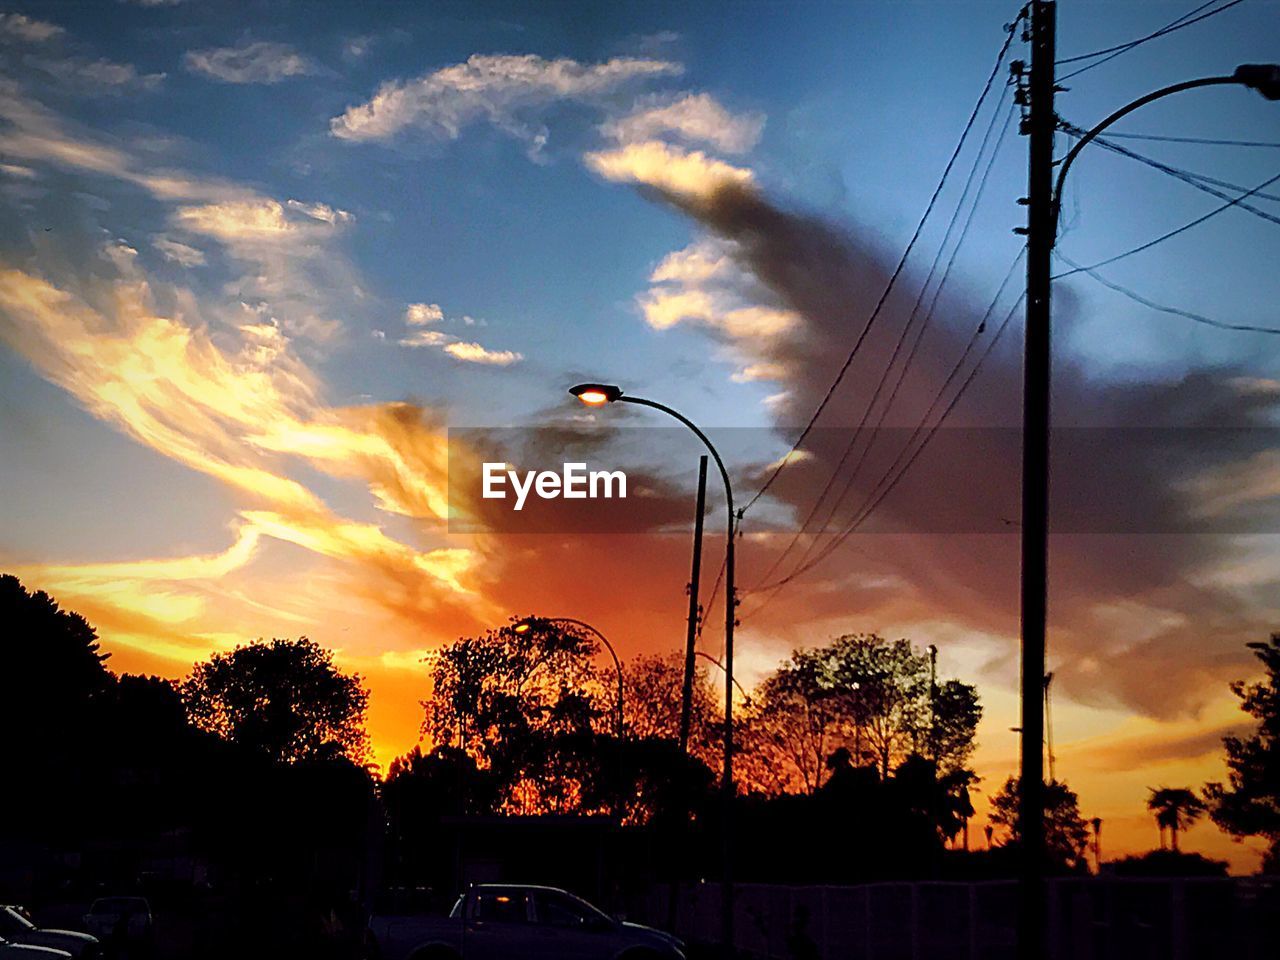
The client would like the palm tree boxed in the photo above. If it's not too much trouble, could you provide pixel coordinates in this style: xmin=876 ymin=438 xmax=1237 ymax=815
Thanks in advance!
xmin=1146 ymin=787 xmax=1206 ymax=852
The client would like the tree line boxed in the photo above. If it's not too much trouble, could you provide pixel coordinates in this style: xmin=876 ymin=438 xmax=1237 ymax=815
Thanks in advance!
xmin=4 ymin=571 xmax=1280 ymax=908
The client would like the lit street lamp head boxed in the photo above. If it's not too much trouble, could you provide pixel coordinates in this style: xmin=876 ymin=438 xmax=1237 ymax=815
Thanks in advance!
xmin=569 ymin=383 xmax=623 ymax=406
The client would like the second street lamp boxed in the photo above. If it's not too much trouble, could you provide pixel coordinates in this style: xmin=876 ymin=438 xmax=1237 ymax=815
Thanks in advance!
xmin=512 ymin=615 xmax=625 ymax=740
xmin=569 ymin=382 xmax=739 ymax=955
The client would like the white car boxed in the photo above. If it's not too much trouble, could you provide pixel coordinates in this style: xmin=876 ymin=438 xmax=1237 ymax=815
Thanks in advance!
xmin=0 ymin=935 xmax=71 ymax=959
xmin=0 ymin=908 xmax=98 ymax=960
xmin=369 ymin=884 xmax=686 ymax=960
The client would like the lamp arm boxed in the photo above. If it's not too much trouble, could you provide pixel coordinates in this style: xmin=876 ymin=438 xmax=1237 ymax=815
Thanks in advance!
xmin=1052 ymin=75 xmax=1240 ymax=236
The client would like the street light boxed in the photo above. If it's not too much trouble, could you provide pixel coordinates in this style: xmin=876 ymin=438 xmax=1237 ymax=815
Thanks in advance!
xmin=1052 ymin=65 xmax=1280 ymax=235
xmin=1017 ymin=8 xmax=1279 ymax=953
xmin=569 ymin=381 xmax=739 ymax=954
xmin=512 ymin=615 xmax=625 ymax=740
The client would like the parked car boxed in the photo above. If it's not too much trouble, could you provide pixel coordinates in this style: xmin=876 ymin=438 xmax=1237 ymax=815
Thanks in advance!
xmin=80 ymin=899 xmax=151 ymax=947
xmin=368 ymin=884 xmax=685 ymax=960
xmin=0 ymin=909 xmax=97 ymax=960
xmin=0 ymin=935 xmax=72 ymax=959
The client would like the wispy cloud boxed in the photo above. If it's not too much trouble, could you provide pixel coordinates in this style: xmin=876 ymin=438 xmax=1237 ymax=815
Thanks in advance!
xmin=152 ymin=235 xmax=206 ymax=267
xmin=405 ymin=302 xmax=444 ymax=326
xmin=584 ymin=140 xmax=754 ymax=208
xmin=394 ymin=301 xmax=521 ymax=365
xmin=442 ymin=341 xmax=522 ymax=365
xmin=331 ymin=53 xmax=681 ymax=147
xmin=0 ymin=257 xmax=489 ymax=660
xmin=184 ymin=41 xmax=317 ymax=85
xmin=0 ymin=13 xmax=63 ymax=43
xmin=25 ymin=56 xmax=165 ymax=93
xmin=174 ymin=198 xmax=352 ymax=245
xmin=602 ymin=92 xmax=764 ymax=153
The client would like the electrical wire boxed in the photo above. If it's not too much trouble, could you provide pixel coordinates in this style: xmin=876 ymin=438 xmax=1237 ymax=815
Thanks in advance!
xmin=1053 ymin=168 xmax=1280 ymax=279
xmin=1056 ymin=1 xmax=1246 ymax=82
xmin=1054 ymin=253 xmax=1280 ymax=335
xmin=751 ymin=102 xmax=1017 ymax=591
xmin=744 ymin=250 xmax=1026 ymax=611
xmin=739 ymin=10 xmax=1024 ymax=516
xmin=746 ymin=290 xmax=1024 ymax=613
xmin=1096 ymin=131 xmax=1280 ymax=149
xmin=1059 ymin=123 xmax=1280 ymax=228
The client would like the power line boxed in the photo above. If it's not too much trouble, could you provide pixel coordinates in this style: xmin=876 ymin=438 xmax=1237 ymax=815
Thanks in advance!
xmin=1096 ymin=131 xmax=1280 ymax=149
xmin=1059 ymin=123 xmax=1280 ymax=228
xmin=746 ymin=290 xmax=1024 ymax=609
xmin=750 ymin=94 xmax=1013 ymax=589
xmin=1054 ymin=124 xmax=1280 ymax=203
xmin=695 ymin=554 xmax=726 ymax=643
xmin=1053 ymin=168 xmax=1280 ymax=279
xmin=780 ymin=285 xmax=1027 ymax=590
xmin=1056 ymin=1 xmax=1246 ymax=82
xmin=739 ymin=10 xmax=1024 ymax=516
xmin=752 ymin=103 xmax=1017 ymax=591
xmin=1054 ymin=253 xmax=1280 ymax=335
xmin=744 ymin=251 xmax=1026 ymax=610
xmin=1075 ymin=128 xmax=1280 ymax=203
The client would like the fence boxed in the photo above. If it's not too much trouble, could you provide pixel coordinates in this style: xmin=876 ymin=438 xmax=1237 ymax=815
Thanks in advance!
xmin=631 ymin=877 xmax=1280 ymax=960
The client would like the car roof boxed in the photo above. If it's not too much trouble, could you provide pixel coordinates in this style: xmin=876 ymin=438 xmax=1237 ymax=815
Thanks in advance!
xmin=470 ymin=884 xmax=566 ymax=893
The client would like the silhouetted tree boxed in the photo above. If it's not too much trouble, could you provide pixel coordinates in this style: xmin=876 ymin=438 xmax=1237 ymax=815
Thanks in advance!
xmin=750 ymin=646 xmax=848 ymax=794
xmin=621 ymin=652 xmax=721 ymax=768
xmin=426 ymin=618 xmax=607 ymax=812
xmin=740 ymin=634 xmax=980 ymax=792
xmin=0 ymin=574 xmax=111 ymax=762
xmin=182 ymin=637 xmax=370 ymax=765
xmin=1147 ymin=787 xmax=1205 ymax=852
xmin=1110 ymin=849 xmax=1228 ymax=877
xmin=933 ymin=680 xmax=983 ymax=774
xmin=1205 ymin=633 xmax=1280 ymax=871
xmin=990 ymin=776 xmax=1090 ymax=873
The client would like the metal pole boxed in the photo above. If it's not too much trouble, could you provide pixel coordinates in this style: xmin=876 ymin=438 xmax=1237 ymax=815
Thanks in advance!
xmin=680 ymin=456 xmax=709 ymax=756
xmin=670 ymin=455 xmax=707 ymax=933
xmin=928 ymin=643 xmax=938 ymax=764
xmin=616 ymin=395 xmax=736 ymax=956
xmin=1019 ymin=3 xmax=1054 ymax=959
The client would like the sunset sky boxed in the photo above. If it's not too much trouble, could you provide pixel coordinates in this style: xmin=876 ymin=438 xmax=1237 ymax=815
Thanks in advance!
xmin=2 ymin=0 xmax=1279 ymax=871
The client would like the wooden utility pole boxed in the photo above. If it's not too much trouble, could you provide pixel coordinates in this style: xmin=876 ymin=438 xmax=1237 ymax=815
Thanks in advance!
xmin=1019 ymin=2 xmax=1055 ymax=958
xmin=679 ymin=455 xmax=708 ymax=756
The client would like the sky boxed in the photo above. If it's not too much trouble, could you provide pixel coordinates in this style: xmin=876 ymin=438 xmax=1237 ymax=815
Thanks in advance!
xmin=1 ymin=0 xmax=1278 ymax=871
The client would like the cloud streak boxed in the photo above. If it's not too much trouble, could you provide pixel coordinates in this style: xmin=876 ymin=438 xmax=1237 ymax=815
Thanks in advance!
xmin=184 ymin=41 xmax=316 ymax=84
xmin=331 ymin=53 xmax=681 ymax=147
xmin=602 ymin=92 xmax=764 ymax=153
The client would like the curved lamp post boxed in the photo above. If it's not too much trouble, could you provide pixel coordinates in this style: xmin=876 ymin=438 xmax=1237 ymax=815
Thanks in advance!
xmin=1016 ymin=33 xmax=1279 ymax=958
xmin=569 ymin=382 xmax=738 ymax=953
xmin=512 ymin=615 xmax=624 ymax=740
xmin=1052 ymin=65 xmax=1280 ymax=236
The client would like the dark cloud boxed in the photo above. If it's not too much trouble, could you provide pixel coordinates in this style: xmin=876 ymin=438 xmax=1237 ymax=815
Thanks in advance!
xmin=579 ymin=179 xmax=1280 ymax=719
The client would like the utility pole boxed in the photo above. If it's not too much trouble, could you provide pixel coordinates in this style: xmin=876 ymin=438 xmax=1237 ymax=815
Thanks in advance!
xmin=679 ymin=456 xmax=709 ymax=757
xmin=1091 ymin=817 xmax=1103 ymax=874
xmin=1044 ymin=671 xmax=1056 ymax=783
xmin=928 ymin=643 xmax=939 ymax=764
xmin=1018 ymin=3 xmax=1054 ymax=959
xmin=670 ymin=455 xmax=708 ymax=933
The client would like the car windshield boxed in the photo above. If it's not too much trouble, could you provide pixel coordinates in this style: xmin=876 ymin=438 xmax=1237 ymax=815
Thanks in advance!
xmin=534 ymin=890 xmax=611 ymax=928
xmin=472 ymin=890 xmax=528 ymax=924
xmin=0 ymin=907 xmax=35 ymax=933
